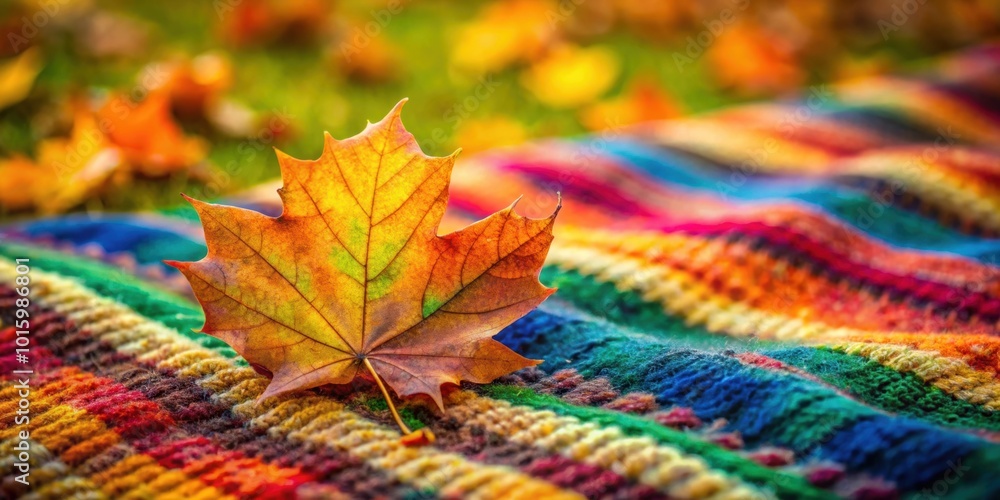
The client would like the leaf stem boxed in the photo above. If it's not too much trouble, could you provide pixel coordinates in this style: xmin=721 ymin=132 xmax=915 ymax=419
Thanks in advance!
xmin=362 ymin=357 xmax=412 ymax=435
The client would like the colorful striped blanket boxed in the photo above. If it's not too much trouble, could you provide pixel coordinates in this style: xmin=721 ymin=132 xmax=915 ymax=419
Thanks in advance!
xmin=2 ymin=44 xmax=1000 ymax=499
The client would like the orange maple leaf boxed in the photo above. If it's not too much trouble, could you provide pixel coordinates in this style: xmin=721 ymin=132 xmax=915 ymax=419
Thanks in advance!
xmin=1 ymin=92 xmax=209 ymax=214
xmin=98 ymin=90 xmax=207 ymax=177
xmin=168 ymin=100 xmax=558 ymax=439
xmin=0 ymin=104 xmax=124 ymax=214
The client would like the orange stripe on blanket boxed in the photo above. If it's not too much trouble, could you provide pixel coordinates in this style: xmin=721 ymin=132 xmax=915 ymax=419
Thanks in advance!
xmin=842 ymin=332 xmax=1000 ymax=377
xmin=557 ymin=229 xmax=995 ymax=334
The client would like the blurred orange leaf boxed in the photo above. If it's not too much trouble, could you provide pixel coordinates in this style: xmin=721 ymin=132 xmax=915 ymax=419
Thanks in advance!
xmin=0 ymin=156 xmax=52 ymax=212
xmin=580 ymin=78 xmax=681 ymax=131
xmin=0 ymin=107 xmax=124 ymax=214
xmin=98 ymin=91 xmax=207 ymax=177
xmin=1 ymin=91 xmax=210 ymax=214
xmin=707 ymin=23 xmax=805 ymax=96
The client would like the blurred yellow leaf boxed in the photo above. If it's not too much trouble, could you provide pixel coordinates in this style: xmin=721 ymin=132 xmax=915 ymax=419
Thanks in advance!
xmin=451 ymin=0 xmax=558 ymax=75
xmin=452 ymin=116 xmax=528 ymax=154
xmin=580 ymin=78 xmax=681 ymax=131
xmin=520 ymin=44 xmax=620 ymax=108
xmin=35 ymin=109 xmax=125 ymax=213
xmin=0 ymin=47 xmax=42 ymax=111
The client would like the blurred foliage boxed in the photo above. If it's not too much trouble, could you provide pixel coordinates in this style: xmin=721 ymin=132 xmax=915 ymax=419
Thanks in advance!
xmin=0 ymin=0 xmax=997 ymax=215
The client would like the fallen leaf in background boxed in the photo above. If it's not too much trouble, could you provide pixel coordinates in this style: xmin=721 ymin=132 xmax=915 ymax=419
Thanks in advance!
xmin=0 ymin=106 xmax=124 ymax=214
xmin=0 ymin=62 xmax=217 ymax=214
xmin=520 ymin=44 xmax=620 ymax=108
xmin=450 ymin=0 xmax=558 ymax=75
xmin=451 ymin=116 xmax=527 ymax=154
xmin=35 ymin=109 xmax=126 ymax=213
xmin=331 ymin=29 xmax=400 ymax=83
xmin=153 ymin=53 xmax=234 ymax=120
xmin=0 ymin=156 xmax=50 ymax=212
xmin=140 ymin=53 xmax=293 ymax=141
xmin=219 ymin=0 xmax=333 ymax=47
xmin=579 ymin=77 xmax=681 ymax=131
xmin=0 ymin=47 xmax=43 ymax=111
xmin=168 ymin=100 xmax=558 ymax=443
xmin=98 ymin=91 xmax=207 ymax=177
xmin=707 ymin=23 xmax=805 ymax=97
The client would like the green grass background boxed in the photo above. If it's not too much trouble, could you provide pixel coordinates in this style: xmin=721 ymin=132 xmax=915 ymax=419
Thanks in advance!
xmin=0 ymin=0 xmax=942 ymax=213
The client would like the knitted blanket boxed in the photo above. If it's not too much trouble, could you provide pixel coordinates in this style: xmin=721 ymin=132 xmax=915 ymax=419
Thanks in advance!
xmin=2 ymin=44 xmax=1000 ymax=499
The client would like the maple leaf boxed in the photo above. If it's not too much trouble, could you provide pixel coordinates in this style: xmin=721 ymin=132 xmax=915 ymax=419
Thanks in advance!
xmin=168 ymin=100 xmax=558 ymax=438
